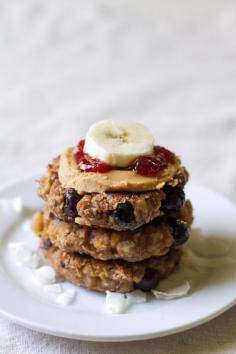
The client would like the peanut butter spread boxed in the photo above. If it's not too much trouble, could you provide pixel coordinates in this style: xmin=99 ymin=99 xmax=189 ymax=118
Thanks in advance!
xmin=58 ymin=148 xmax=187 ymax=194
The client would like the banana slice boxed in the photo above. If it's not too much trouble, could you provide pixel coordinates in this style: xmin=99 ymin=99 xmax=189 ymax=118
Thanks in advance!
xmin=84 ymin=120 xmax=154 ymax=167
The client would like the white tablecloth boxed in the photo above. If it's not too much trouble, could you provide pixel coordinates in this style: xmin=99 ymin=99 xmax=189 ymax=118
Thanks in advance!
xmin=0 ymin=0 xmax=236 ymax=353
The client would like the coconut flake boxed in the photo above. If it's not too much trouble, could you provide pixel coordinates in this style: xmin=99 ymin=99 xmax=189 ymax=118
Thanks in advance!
xmin=106 ymin=290 xmax=147 ymax=314
xmin=56 ymin=289 xmax=76 ymax=305
xmin=33 ymin=266 xmax=56 ymax=285
xmin=152 ymin=282 xmax=190 ymax=300
xmin=106 ymin=292 xmax=128 ymax=314
xmin=8 ymin=242 xmax=41 ymax=268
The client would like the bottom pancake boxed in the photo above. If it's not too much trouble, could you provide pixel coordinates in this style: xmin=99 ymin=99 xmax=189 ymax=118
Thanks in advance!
xmin=42 ymin=244 xmax=182 ymax=293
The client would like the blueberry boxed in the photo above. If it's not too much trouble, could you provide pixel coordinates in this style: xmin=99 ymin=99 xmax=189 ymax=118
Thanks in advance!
xmin=134 ymin=268 xmax=160 ymax=292
xmin=60 ymin=261 xmax=65 ymax=268
xmin=49 ymin=212 xmax=56 ymax=219
xmin=162 ymin=186 xmax=185 ymax=212
xmin=168 ymin=218 xmax=189 ymax=245
xmin=43 ymin=238 xmax=52 ymax=250
xmin=113 ymin=201 xmax=135 ymax=229
xmin=63 ymin=188 xmax=81 ymax=218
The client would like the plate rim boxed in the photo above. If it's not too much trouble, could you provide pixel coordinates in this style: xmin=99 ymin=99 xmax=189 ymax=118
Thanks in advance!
xmin=0 ymin=299 xmax=235 ymax=342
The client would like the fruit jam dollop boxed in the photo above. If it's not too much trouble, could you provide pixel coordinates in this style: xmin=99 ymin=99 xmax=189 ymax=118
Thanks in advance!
xmin=74 ymin=140 xmax=175 ymax=177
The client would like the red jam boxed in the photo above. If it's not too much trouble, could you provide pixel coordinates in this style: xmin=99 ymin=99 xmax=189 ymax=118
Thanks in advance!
xmin=74 ymin=140 xmax=175 ymax=177
xmin=74 ymin=140 xmax=113 ymax=173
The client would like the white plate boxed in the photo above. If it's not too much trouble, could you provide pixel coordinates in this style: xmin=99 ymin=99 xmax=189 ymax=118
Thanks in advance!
xmin=0 ymin=178 xmax=236 ymax=342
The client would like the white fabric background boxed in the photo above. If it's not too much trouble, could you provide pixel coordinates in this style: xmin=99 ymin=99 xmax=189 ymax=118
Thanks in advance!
xmin=0 ymin=0 xmax=236 ymax=353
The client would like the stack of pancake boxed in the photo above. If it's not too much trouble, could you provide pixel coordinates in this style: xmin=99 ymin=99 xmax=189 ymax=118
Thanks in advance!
xmin=32 ymin=123 xmax=193 ymax=293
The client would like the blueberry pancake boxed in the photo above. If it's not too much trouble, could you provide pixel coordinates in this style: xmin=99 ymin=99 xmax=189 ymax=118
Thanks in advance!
xmin=32 ymin=200 xmax=192 ymax=262
xmin=42 ymin=244 xmax=182 ymax=293
xmin=38 ymin=157 xmax=188 ymax=231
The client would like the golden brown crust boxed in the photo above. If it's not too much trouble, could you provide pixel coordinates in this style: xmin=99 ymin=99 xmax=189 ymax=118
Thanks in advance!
xmin=42 ymin=245 xmax=182 ymax=292
xmin=58 ymin=148 xmax=188 ymax=194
